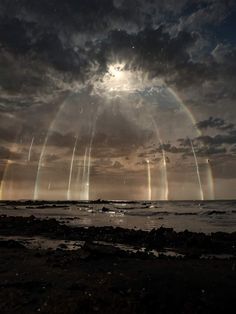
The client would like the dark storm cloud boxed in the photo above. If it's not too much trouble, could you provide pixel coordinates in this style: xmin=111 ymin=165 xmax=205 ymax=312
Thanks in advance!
xmin=157 ymin=143 xmax=189 ymax=154
xmin=196 ymin=117 xmax=234 ymax=131
xmin=176 ymin=129 xmax=236 ymax=157
xmin=196 ymin=133 xmax=236 ymax=146
xmin=0 ymin=0 xmax=236 ymax=199
xmin=0 ymin=0 xmax=140 ymax=82
xmin=175 ymin=0 xmax=235 ymax=32
xmin=140 ymin=138 xmax=230 ymax=159
xmin=196 ymin=146 xmax=227 ymax=156
xmin=0 ymin=48 xmax=61 ymax=96
xmin=0 ymin=17 xmax=201 ymax=89
xmin=0 ymin=0 xmax=235 ymax=100
xmin=178 ymin=134 xmax=233 ymax=148
xmin=94 ymin=27 xmax=200 ymax=81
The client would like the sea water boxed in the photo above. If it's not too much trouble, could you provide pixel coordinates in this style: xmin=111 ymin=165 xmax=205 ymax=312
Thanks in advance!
xmin=0 ymin=200 xmax=236 ymax=233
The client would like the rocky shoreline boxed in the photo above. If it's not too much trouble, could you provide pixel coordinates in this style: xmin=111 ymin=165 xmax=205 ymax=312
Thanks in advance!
xmin=0 ymin=214 xmax=235 ymax=313
xmin=0 ymin=215 xmax=235 ymax=256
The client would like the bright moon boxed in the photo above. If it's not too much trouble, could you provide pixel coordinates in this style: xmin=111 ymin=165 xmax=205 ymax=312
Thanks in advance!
xmin=94 ymin=62 xmax=163 ymax=94
xmin=108 ymin=63 xmax=125 ymax=80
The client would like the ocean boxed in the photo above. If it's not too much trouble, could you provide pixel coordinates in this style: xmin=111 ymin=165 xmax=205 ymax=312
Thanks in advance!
xmin=1 ymin=200 xmax=236 ymax=233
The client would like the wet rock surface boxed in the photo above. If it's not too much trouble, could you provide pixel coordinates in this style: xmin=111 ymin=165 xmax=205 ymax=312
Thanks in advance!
xmin=0 ymin=213 xmax=235 ymax=313
xmin=0 ymin=215 xmax=235 ymax=256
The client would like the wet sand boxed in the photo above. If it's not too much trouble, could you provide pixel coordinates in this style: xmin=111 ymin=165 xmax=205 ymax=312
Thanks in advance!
xmin=0 ymin=214 xmax=235 ymax=313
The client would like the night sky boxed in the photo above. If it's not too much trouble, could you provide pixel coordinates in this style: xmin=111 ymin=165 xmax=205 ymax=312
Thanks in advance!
xmin=0 ymin=0 xmax=236 ymax=200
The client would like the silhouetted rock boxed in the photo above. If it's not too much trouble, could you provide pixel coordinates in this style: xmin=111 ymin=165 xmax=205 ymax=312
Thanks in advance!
xmin=101 ymin=206 xmax=110 ymax=212
xmin=0 ymin=240 xmax=25 ymax=249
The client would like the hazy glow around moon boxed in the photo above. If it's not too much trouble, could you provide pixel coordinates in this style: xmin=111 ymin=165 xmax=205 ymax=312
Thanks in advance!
xmin=108 ymin=63 xmax=125 ymax=80
xmin=93 ymin=62 xmax=163 ymax=95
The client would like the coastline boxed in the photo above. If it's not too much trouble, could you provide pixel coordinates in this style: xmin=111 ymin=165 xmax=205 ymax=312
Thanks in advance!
xmin=0 ymin=214 xmax=235 ymax=313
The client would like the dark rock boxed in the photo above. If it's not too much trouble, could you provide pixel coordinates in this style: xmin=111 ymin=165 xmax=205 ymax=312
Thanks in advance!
xmin=101 ymin=207 xmax=110 ymax=212
xmin=0 ymin=240 xmax=25 ymax=249
xmin=58 ymin=243 xmax=68 ymax=249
